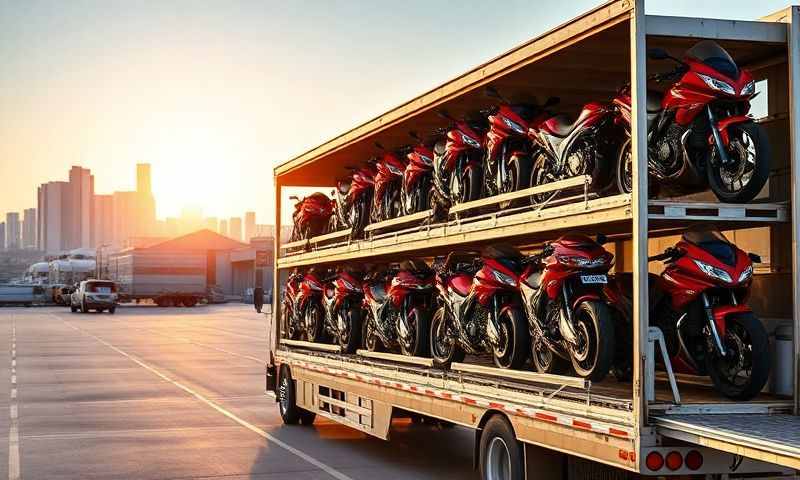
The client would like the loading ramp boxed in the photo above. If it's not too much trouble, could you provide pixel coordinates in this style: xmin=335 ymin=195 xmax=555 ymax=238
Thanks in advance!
xmin=652 ymin=413 xmax=800 ymax=470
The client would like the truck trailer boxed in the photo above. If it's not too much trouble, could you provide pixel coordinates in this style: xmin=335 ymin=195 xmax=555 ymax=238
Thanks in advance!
xmin=266 ymin=1 xmax=800 ymax=479
xmin=107 ymin=248 xmax=207 ymax=307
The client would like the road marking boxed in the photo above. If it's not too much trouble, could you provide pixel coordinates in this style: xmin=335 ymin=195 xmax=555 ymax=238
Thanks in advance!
xmin=62 ymin=320 xmax=354 ymax=480
xmin=9 ymin=316 xmax=20 ymax=480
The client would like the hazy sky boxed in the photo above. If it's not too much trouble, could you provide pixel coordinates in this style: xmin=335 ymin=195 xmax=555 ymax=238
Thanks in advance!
xmin=0 ymin=0 xmax=789 ymax=224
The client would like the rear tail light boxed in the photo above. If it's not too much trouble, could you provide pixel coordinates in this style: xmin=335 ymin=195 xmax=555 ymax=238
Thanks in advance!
xmin=645 ymin=451 xmax=664 ymax=471
xmin=685 ymin=450 xmax=703 ymax=471
xmin=665 ymin=451 xmax=683 ymax=471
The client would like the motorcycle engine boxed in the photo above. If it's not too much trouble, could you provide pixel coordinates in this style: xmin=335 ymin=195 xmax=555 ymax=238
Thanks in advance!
xmin=565 ymin=138 xmax=594 ymax=177
xmin=468 ymin=303 xmax=489 ymax=343
xmin=652 ymin=124 xmax=685 ymax=177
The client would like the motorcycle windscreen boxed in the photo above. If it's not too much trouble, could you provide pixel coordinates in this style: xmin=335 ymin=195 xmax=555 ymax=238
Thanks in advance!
xmin=682 ymin=229 xmax=737 ymax=266
xmin=686 ymin=40 xmax=739 ymax=79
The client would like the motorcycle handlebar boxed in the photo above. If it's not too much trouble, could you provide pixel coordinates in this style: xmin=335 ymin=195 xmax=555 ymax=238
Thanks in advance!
xmin=648 ymin=247 xmax=683 ymax=262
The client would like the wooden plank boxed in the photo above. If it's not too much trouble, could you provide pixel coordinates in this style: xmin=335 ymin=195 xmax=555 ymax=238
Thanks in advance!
xmin=280 ymin=239 xmax=308 ymax=251
xmin=280 ymin=339 xmax=342 ymax=353
xmin=645 ymin=15 xmax=787 ymax=43
xmin=451 ymin=362 xmax=589 ymax=390
xmin=356 ymin=349 xmax=434 ymax=368
xmin=274 ymin=1 xmax=632 ymax=179
xmin=309 ymin=228 xmax=351 ymax=244
xmin=449 ymin=175 xmax=590 ymax=215
xmin=364 ymin=209 xmax=433 ymax=233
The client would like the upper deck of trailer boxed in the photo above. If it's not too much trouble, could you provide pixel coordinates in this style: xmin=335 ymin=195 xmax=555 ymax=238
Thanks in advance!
xmin=273 ymin=0 xmax=787 ymax=188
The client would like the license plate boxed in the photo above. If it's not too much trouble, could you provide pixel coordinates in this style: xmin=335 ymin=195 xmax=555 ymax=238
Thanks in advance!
xmin=580 ymin=275 xmax=607 ymax=284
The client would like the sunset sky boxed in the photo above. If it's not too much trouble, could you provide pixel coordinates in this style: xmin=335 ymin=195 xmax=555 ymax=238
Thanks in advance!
xmin=0 ymin=0 xmax=787 ymax=224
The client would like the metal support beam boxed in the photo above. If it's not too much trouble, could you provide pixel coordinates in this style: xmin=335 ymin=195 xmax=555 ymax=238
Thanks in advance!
xmin=271 ymin=178 xmax=282 ymax=356
xmin=631 ymin=0 xmax=649 ymax=460
xmin=788 ymin=7 xmax=800 ymax=416
xmin=645 ymin=15 xmax=787 ymax=43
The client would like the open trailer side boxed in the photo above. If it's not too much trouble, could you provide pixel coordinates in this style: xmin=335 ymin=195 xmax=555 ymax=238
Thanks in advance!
xmin=267 ymin=1 xmax=800 ymax=478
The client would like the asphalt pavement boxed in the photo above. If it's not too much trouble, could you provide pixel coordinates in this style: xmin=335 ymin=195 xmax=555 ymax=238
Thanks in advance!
xmin=0 ymin=304 xmax=475 ymax=480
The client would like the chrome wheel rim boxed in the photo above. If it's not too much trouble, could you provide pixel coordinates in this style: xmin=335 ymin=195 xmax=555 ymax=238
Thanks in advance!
xmin=486 ymin=437 xmax=511 ymax=480
xmin=718 ymin=129 xmax=756 ymax=193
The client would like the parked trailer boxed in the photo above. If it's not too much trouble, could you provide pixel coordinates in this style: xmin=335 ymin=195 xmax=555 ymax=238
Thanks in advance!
xmin=0 ymin=284 xmax=46 ymax=306
xmin=107 ymin=248 xmax=207 ymax=307
xmin=267 ymin=1 xmax=800 ymax=478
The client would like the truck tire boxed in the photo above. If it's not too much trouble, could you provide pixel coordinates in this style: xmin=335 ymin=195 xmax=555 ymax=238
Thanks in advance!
xmin=70 ymin=305 xmax=78 ymax=313
xmin=182 ymin=297 xmax=197 ymax=307
xmin=278 ymin=365 xmax=316 ymax=426
xmin=479 ymin=415 xmax=524 ymax=480
xmin=81 ymin=299 xmax=89 ymax=314
xmin=108 ymin=307 xmax=116 ymax=315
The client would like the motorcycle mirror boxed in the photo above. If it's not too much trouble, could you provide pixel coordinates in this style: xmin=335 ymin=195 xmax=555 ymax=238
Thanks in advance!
xmin=596 ymin=233 xmax=608 ymax=246
xmin=288 ymin=195 xmax=299 ymax=201
xmin=544 ymin=96 xmax=560 ymax=108
xmin=647 ymin=47 xmax=669 ymax=60
xmin=437 ymin=109 xmax=454 ymax=121
xmin=409 ymin=130 xmax=421 ymax=142
xmin=374 ymin=141 xmax=385 ymax=150
xmin=748 ymin=252 xmax=762 ymax=264
xmin=484 ymin=85 xmax=503 ymax=100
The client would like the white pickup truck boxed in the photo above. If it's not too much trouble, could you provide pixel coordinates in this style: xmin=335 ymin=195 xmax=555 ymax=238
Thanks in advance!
xmin=70 ymin=279 xmax=118 ymax=314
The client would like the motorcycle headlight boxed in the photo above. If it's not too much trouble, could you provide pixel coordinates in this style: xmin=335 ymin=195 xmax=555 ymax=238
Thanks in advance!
xmin=741 ymin=80 xmax=756 ymax=96
xmin=693 ymin=259 xmax=733 ymax=283
xmin=738 ymin=264 xmax=753 ymax=283
xmin=460 ymin=132 xmax=481 ymax=149
xmin=387 ymin=163 xmax=403 ymax=176
xmin=697 ymin=73 xmax=736 ymax=96
xmin=491 ymin=270 xmax=517 ymax=286
xmin=502 ymin=116 xmax=526 ymax=134
xmin=556 ymin=255 xmax=609 ymax=268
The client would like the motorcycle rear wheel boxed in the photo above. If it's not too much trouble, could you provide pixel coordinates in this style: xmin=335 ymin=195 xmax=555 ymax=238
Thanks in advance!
xmin=338 ymin=306 xmax=363 ymax=354
xmin=493 ymin=308 xmax=529 ymax=369
xmin=499 ymin=154 xmax=531 ymax=209
xmin=570 ymin=301 xmax=615 ymax=382
xmin=457 ymin=166 xmax=482 ymax=204
xmin=430 ymin=307 xmax=466 ymax=368
xmin=305 ymin=302 xmax=327 ymax=343
xmin=529 ymin=153 xmax=558 ymax=206
xmin=707 ymin=122 xmax=770 ymax=203
xmin=362 ymin=312 xmax=385 ymax=352
xmin=530 ymin=334 xmax=570 ymax=375
xmin=705 ymin=313 xmax=770 ymax=401
xmin=400 ymin=307 xmax=430 ymax=357
xmin=616 ymin=137 xmax=633 ymax=194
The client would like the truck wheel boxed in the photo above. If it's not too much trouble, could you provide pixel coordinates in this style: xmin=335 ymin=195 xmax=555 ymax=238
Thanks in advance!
xmin=81 ymin=300 xmax=89 ymax=314
xmin=70 ymin=305 xmax=78 ymax=313
xmin=108 ymin=307 xmax=116 ymax=315
xmin=479 ymin=416 xmax=524 ymax=480
xmin=182 ymin=297 xmax=197 ymax=307
xmin=278 ymin=365 xmax=316 ymax=426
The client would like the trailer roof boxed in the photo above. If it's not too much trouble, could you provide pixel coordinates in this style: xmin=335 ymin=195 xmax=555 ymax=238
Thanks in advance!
xmin=273 ymin=2 xmax=787 ymax=188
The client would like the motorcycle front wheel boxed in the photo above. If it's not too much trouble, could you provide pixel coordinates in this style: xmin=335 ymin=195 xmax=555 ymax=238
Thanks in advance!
xmin=430 ymin=307 xmax=465 ymax=368
xmin=399 ymin=307 xmax=430 ymax=357
xmin=456 ymin=165 xmax=482 ymax=204
xmin=498 ymin=154 xmax=531 ymax=209
xmin=705 ymin=313 xmax=770 ymax=401
xmin=529 ymin=153 xmax=558 ymax=206
xmin=305 ymin=301 xmax=327 ymax=343
xmin=362 ymin=311 xmax=385 ymax=352
xmin=707 ymin=122 xmax=770 ymax=203
xmin=570 ymin=301 xmax=615 ymax=382
xmin=337 ymin=305 xmax=363 ymax=354
xmin=616 ymin=137 xmax=633 ymax=194
xmin=493 ymin=308 xmax=529 ymax=369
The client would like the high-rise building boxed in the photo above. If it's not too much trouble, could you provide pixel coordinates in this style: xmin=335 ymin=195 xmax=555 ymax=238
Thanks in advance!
xmin=22 ymin=208 xmax=36 ymax=249
xmin=136 ymin=163 xmax=156 ymax=236
xmin=137 ymin=163 xmax=152 ymax=194
xmin=244 ymin=211 xmax=256 ymax=242
xmin=38 ymin=181 xmax=69 ymax=254
xmin=93 ymin=195 xmax=114 ymax=247
xmin=112 ymin=191 xmax=138 ymax=245
xmin=229 ymin=217 xmax=242 ymax=241
xmin=0 ymin=222 xmax=5 ymax=251
xmin=6 ymin=212 xmax=20 ymax=250
xmin=68 ymin=166 xmax=94 ymax=249
xmin=219 ymin=219 xmax=229 ymax=238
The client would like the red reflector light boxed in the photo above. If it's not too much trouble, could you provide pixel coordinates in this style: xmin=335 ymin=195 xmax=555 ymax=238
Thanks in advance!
xmin=665 ymin=451 xmax=683 ymax=471
xmin=646 ymin=451 xmax=664 ymax=471
xmin=685 ymin=450 xmax=703 ymax=470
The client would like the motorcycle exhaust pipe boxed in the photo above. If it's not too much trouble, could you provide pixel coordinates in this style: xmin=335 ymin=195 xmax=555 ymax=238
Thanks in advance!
xmin=706 ymin=106 xmax=732 ymax=167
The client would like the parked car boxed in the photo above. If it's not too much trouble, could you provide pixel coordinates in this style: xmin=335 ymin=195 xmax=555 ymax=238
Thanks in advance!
xmin=70 ymin=279 xmax=118 ymax=314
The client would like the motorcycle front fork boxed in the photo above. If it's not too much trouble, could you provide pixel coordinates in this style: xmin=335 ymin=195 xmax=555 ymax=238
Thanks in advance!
xmin=701 ymin=291 xmax=727 ymax=357
xmin=706 ymin=106 xmax=732 ymax=167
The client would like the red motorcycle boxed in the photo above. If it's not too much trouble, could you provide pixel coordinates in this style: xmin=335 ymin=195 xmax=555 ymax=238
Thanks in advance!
xmin=527 ymin=99 xmax=618 ymax=205
xmin=282 ymin=268 xmax=330 ymax=343
xmin=432 ymin=111 xmax=485 ymax=207
xmin=289 ymin=192 xmax=334 ymax=242
xmin=647 ymin=229 xmax=769 ymax=400
xmin=331 ymin=162 xmax=375 ymax=237
xmin=362 ymin=261 xmax=435 ymax=357
xmin=371 ymin=146 xmax=407 ymax=223
xmin=401 ymin=132 xmax=435 ymax=215
xmin=430 ymin=247 xmax=529 ymax=369
xmin=614 ymin=41 xmax=769 ymax=202
xmin=483 ymin=87 xmax=556 ymax=203
xmin=519 ymin=234 xmax=617 ymax=381
xmin=322 ymin=267 xmax=364 ymax=353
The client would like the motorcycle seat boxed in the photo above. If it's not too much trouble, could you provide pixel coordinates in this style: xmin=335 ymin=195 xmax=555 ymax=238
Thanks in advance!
xmin=546 ymin=114 xmax=577 ymax=137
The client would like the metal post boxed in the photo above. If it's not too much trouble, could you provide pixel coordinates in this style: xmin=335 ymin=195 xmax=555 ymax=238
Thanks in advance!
xmin=788 ymin=6 xmax=800 ymax=416
xmin=271 ymin=177 xmax=282 ymax=360
xmin=630 ymin=0 xmax=649 ymax=450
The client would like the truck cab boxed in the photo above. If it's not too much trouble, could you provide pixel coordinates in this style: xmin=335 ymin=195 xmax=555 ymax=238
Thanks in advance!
xmin=70 ymin=279 xmax=118 ymax=314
